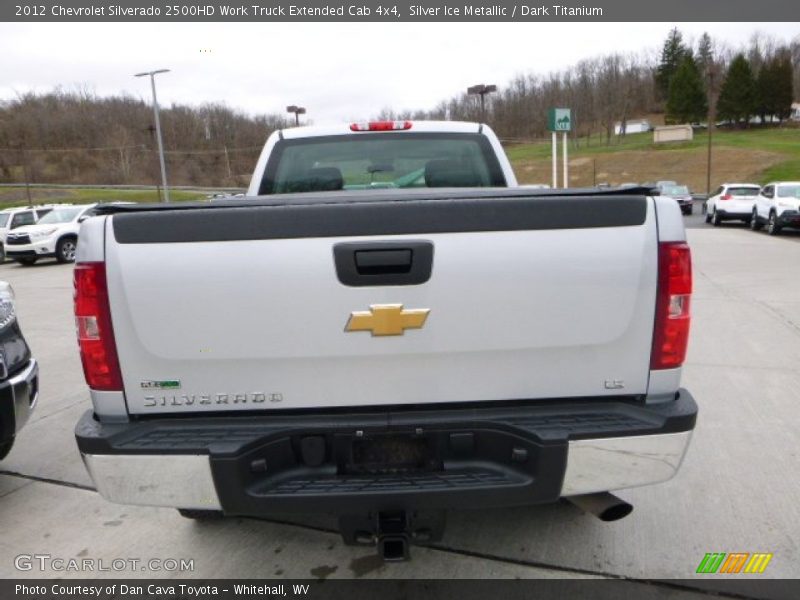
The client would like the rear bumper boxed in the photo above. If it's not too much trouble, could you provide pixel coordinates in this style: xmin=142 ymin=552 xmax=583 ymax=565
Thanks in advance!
xmin=715 ymin=207 xmax=752 ymax=219
xmin=76 ymin=390 xmax=697 ymax=514
xmin=777 ymin=210 xmax=800 ymax=226
xmin=0 ymin=359 xmax=39 ymax=444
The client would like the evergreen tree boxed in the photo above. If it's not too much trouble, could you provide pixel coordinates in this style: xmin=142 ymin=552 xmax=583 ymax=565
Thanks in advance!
xmin=717 ymin=54 xmax=758 ymax=126
xmin=656 ymin=28 xmax=689 ymax=100
xmin=755 ymin=60 xmax=776 ymax=123
xmin=697 ymin=33 xmax=714 ymax=75
xmin=772 ymin=52 xmax=795 ymax=121
xmin=666 ymin=56 xmax=708 ymax=123
xmin=753 ymin=49 xmax=793 ymax=123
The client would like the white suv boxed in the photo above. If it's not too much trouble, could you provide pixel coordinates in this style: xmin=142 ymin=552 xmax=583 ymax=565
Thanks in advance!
xmin=5 ymin=204 xmax=98 ymax=266
xmin=751 ymin=182 xmax=800 ymax=236
xmin=705 ymin=183 xmax=761 ymax=226
xmin=0 ymin=205 xmax=60 ymax=263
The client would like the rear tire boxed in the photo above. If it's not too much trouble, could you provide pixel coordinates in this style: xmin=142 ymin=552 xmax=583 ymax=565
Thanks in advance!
xmin=56 ymin=236 xmax=78 ymax=263
xmin=0 ymin=245 xmax=5 ymax=264
xmin=704 ymin=210 xmax=712 ymax=223
xmin=16 ymin=257 xmax=37 ymax=266
xmin=750 ymin=209 xmax=763 ymax=231
xmin=712 ymin=209 xmax=722 ymax=226
xmin=767 ymin=212 xmax=782 ymax=236
xmin=177 ymin=508 xmax=225 ymax=521
xmin=0 ymin=437 xmax=14 ymax=461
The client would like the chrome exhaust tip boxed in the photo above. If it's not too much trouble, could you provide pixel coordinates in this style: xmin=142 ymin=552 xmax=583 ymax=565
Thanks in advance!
xmin=566 ymin=492 xmax=633 ymax=522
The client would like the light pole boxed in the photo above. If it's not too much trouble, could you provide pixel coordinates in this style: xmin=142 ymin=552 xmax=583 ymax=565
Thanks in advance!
xmin=467 ymin=84 xmax=497 ymax=122
xmin=135 ymin=69 xmax=170 ymax=202
xmin=705 ymin=67 xmax=716 ymax=197
xmin=286 ymin=105 xmax=306 ymax=126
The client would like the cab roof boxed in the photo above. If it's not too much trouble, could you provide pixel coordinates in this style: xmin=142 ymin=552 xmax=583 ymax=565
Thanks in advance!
xmin=279 ymin=120 xmax=483 ymax=140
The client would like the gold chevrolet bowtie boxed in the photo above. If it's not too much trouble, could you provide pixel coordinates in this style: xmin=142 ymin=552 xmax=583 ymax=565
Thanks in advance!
xmin=345 ymin=304 xmax=431 ymax=336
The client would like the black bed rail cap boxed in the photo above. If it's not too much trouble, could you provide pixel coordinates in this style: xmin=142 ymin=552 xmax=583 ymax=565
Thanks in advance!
xmin=91 ymin=185 xmax=654 ymax=215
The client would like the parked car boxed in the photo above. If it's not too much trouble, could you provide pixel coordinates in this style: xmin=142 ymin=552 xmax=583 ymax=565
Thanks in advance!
xmin=705 ymin=183 xmax=761 ymax=225
xmin=0 ymin=281 xmax=39 ymax=461
xmin=6 ymin=204 xmax=98 ymax=265
xmin=74 ymin=120 xmax=696 ymax=561
xmin=751 ymin=182 xmax=800 ymax=235
xmin=659 ymin=184 xmax=694 ymax=215
xmin=0 ymin=205 xmax=60 ymax=263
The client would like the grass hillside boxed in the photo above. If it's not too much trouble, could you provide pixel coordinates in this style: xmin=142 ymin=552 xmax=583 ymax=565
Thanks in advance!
xmin=507 ymin=127 xmax=800 ymax=191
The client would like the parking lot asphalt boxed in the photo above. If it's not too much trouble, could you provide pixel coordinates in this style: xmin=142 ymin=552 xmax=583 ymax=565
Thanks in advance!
xmin=0 ymin=213 xmax=799 ymax=588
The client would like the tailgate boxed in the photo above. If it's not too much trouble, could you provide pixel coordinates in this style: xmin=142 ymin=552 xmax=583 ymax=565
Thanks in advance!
xmin=103 ymin=194 xmax=658 ymax=414
xmin=726 ymin=195 xmax=757 ymax=212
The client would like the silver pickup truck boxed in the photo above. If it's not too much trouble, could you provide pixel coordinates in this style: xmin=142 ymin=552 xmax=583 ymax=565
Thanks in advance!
xmin=74 ymin=121 xmax=696 ymax=560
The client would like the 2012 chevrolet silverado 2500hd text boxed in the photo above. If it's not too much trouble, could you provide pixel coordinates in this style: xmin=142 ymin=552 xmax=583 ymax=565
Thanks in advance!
xmin=74 ymin=121 xmax=697 ymax=560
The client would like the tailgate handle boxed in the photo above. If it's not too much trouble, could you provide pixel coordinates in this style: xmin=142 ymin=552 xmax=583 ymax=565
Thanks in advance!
xmin=355 ymin=249 xmax=412 ymax=274
xmin=334 ymin=241 xmax=433 ymax=287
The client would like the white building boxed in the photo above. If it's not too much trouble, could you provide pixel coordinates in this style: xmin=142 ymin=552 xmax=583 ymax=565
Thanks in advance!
xmin=614 ymin=119 xmax=651 ymax=135
xmin=791 ymin=103 xmax=800 ymax=121
xmin=654 ymin=124 xmax=693 ymax=143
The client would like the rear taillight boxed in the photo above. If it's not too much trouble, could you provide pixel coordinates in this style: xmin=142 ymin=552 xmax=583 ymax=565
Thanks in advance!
xmin=74 ymin=262 xmax=123 ymax=391
xmin=720 ymin=194 xmax=732 ymax=201
xmin=350 ymin=120 xmax=412 ymax=132
xmin=651 ymin=242 xmax=692 ymax=370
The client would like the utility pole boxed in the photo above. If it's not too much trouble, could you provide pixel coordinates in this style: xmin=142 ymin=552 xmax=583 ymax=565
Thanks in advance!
xmin=135 ymin=69 xmax=171 ymax=202
xmin=223 ymin=145 xmax=233 ymax=181
xmin=18 ymin=143 xmax=32 ymax=205
xmin=467 ymin=84 xmax=497 ymax=122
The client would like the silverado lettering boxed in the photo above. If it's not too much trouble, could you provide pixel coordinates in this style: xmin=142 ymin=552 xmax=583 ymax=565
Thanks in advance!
xmin=142 ymin=393 xmax=268 ymax=407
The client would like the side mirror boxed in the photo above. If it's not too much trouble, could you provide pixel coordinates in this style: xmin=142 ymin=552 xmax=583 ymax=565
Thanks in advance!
xmin=78 ymin=215 xmax=88 ymax=223
xmin=650 ymin=189 xmax=660 ymax=196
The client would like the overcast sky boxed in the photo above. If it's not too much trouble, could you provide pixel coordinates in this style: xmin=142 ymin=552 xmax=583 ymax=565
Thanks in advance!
xmin=1 ymin=22 xmax=798 ymax=124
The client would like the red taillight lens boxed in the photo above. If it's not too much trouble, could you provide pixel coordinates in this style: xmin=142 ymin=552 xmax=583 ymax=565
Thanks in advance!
xmin=651 ymin=242 xmax=692 ymax=370
xmin=720 ymin=194 xmax=732 ymax=201
xmin=74 ymin=262 xmax=123 ymax=391
xmin=350 ymin=120 xmax=412 ymax=132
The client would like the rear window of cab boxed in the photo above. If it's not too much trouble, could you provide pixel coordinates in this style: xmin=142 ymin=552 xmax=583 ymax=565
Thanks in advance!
xmin=258 ymin=133 xmax=507 ymax=195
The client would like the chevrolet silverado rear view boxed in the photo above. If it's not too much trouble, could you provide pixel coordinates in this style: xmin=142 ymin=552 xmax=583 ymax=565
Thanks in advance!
xmin=74 ymin=121 xmax=697 ymax=561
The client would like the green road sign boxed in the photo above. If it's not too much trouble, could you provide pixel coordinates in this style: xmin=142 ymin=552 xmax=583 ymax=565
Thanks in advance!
xmin=548 ymin=108 xmax=572 ymax=132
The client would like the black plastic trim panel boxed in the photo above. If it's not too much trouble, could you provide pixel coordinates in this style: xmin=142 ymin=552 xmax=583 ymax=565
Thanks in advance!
xmin=108 ymin=190 xmax=648 ymax=244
